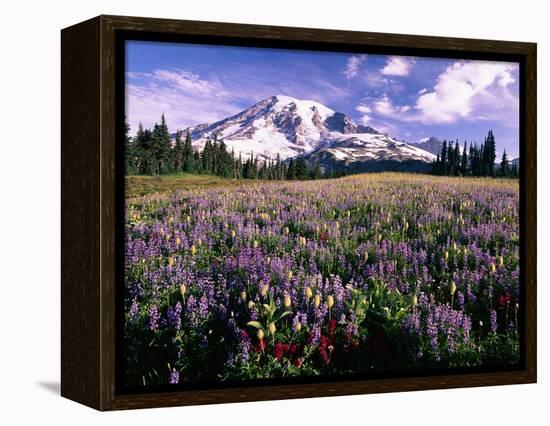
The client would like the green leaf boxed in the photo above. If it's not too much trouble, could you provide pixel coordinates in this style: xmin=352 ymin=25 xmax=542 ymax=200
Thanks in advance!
xmin=276 ymin=310 xmax=293 ymax=322
xmin=262 ymin=304 xmax=272 ymax=318
xmin=247 ymin=321 xmax=263 ymax=329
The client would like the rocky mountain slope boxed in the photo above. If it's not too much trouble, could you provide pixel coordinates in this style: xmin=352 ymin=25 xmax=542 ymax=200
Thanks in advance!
xmin=179 ymin=95 xmax=436 ymax=171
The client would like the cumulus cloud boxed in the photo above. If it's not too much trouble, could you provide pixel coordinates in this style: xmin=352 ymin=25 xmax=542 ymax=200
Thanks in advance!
xmin=344 ymin=54 xmax=367 ymax=79
xmin=355 ymin=104 xmax=373 ymax=124
xmin=355 ymin=104 xmax=372 ymax=114
xmin=415 ymin=60 xmax=518 ymax=123
xmin=373 ymin=94 xmax=395 ymax=114
xmin=381 ymin=56 xmax=415 ymax=76
xmin=358 ymin=60 xmax=518 ymax=129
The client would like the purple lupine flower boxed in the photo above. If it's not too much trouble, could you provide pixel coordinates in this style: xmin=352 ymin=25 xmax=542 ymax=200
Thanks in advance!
xmin=169 ymin=368 xmax=180 ymax=384
xmin=490 ymin=309 xmax=498 ymax=333
xmin=149 ymin=304 xmax=160 ymax=332
xmin=124 ymin=171 xmax=519 ymax=383
xmin=129 ymin=299 xmax=139 ymax=321
xmin=198 ymin=295 xmax=209 ymax=318
xmin=166 ymin=301 xmax=182 ymax=330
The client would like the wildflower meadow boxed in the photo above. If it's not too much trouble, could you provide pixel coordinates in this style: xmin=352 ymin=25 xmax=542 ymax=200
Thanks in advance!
xmin=123 ymin=173 xmax=520 ymax=386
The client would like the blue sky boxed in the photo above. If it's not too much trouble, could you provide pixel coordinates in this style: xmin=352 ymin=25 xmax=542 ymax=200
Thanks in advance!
xmin=126 ymin=40 xmax=520 ymax=158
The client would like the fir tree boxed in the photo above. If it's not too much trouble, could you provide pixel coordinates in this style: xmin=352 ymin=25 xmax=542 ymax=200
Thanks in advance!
xmin=134 ymin=123 xmax=154 ymax=175
xmin=124 ymin=118 xmax=136 ymax=174
xmin=453 ymin=141 xmax=460 ymax=176
xmin=183 ymin=132 xmax=195 ymax=173
xmin=313 ymin=161 xmax=323 ymax=179
xmin=433 ymin=154 xmax=441 ymax=175
xmin=287 ymin=158 xmax=297 ymax=180
xmin=173 ymin=130 xmax=183 ymax=172
xmin=150 ymin=114 xmax=172 ymax=174
xmin=482 ymin=130 xmax=496 ymax=176
xmin=193 ymin=151 xmax=202 ymax=173
xmin=500 ymin=149 xmax=509 ymax=177
xmin=440 ymin=140 xmax=448 ymax=175
xmin=460 ymin=141 xmax=468 ymax=176
xmin=295 ymin=157 xmax=309 ymax=180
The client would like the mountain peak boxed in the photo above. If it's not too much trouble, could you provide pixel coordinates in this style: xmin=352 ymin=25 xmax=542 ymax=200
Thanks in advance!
xmin=270 ymin=94 xmax=298 ymax=103
xmin=179 ymin=96 xmax=435 ymax=169
xmin=268 ymin=95 xmax=335 ymax=118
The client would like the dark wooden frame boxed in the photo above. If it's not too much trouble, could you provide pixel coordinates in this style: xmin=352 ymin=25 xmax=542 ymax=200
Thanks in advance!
xmin=61 ymin=14 xmax=537 ymax=411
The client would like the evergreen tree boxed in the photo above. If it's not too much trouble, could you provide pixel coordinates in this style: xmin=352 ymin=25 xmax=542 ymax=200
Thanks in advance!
xmin=193 ymin=151 xmax=202 ymax=173
xmin=150 ymin=114 xmax=172 ymax=174
xmin=482 ymin=130 xmax=496 ymax=176
xmin=287 ymin=159 xmax=297 ymax=180
xmin=173 ymin=130 xmax=183 ymax=172
xmin=134 ymin=123 xmax=154 ymax=175
xmin=275 ymin=153 xmax=283 ymax=180
xmin=237 ymin=152 xmax=243 ymax=178
xmin=252 ymin=154 xmax=258 ymax=179
xmin=468 ymin=143 xmax=477 ymax=176
xmin=202 ymin=139 xmax=213 ymax=173
xmin=183 ymin=132 xmax=195 ymax=172
xmin=479 ymin=143 xmax=485 ymax=176
xmin=500 ymin=149 xmax=509 ymax=177
xmin=124 ymin=118 xmax=136 ymax=174
xmin=313 ymin=161 xmax=323 ymax=179
xmin=440 ymin=140 xmax=448 ymax=175
xmin=433 ymin=154 xmax=441 ymax=175
xmin=510 ymin=161 xmax=519 ymax=178
xmin=295 ymin=157 xmax=309 ymax=180
xmin=460 ymin=141 xmax=468 ymax=176
xmin=453 ymin=141 xmax=460 ymax=176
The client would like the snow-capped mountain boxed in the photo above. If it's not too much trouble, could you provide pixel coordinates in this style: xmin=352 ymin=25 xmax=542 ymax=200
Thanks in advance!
xmin=179 ymin=95 xmax=436 ymax=171
xmin=410 ymin=137 xmax=443 ymax=155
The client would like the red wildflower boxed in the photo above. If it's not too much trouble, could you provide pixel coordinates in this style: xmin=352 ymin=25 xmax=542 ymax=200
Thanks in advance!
xmin=274 ymin=342 xmax=286 ymax=361
xmin=319 ymin=335 xmax=333 ymax=365
xmin=329 ymin=319 xmax=337 ymax=336
xmin=294 ymin=357 xmax=303 ymax=368
xmin=253 ymin=338 xmax=266 ymax=353
xmin=499 ymin=292 xmax=511 ymax=307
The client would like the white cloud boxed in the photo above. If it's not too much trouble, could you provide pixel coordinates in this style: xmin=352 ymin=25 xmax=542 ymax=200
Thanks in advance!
xmin=381 ymin=56 xmax=415 ymax=76
xmin=498 ymin=70 xmax=515 ymax=87
xmin=344 ymin=55 xmax=367 ymax=79
xmin=374 ymin=94 xmax=395 ymax=114
xmin=126 ymin=62 xmax=353 ymax=134
xmin=356 ymin=104 xmax=373 ymax=124
xmin=151 ymin=69 xmax=230 ymax=97
xmin=355 ymin=104 xmax=372 ymax=114
xmin=126 ymin=69 xmax=242 ymax=134
xmin=359 ymin=60 xmax=519 ymax=131
xmin=360 ymin=114 xmax=373 ymax=125
xmin=415 ymin=60 xmax=518 ymax=123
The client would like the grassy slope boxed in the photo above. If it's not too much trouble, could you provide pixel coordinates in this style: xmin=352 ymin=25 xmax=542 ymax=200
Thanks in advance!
xmin=126 ymin=173 xmax=266 ymax=197
xmin=126 ymin=172 xmax=518 ymax=198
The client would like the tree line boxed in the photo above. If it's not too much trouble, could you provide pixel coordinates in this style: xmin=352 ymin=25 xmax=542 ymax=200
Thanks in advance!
xmin=125 ymin=114 xmax=324 ymax=180
xmin=432 ymin=130 xmax=519 ymax=178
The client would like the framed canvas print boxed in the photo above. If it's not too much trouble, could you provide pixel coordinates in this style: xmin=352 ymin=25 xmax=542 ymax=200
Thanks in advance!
xmin=61 ymin=15 xmax=536 ymax=410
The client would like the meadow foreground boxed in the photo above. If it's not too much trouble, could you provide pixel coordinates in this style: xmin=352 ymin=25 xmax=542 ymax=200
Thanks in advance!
xmin=123 ymin=173 xmax=520 ymax=386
